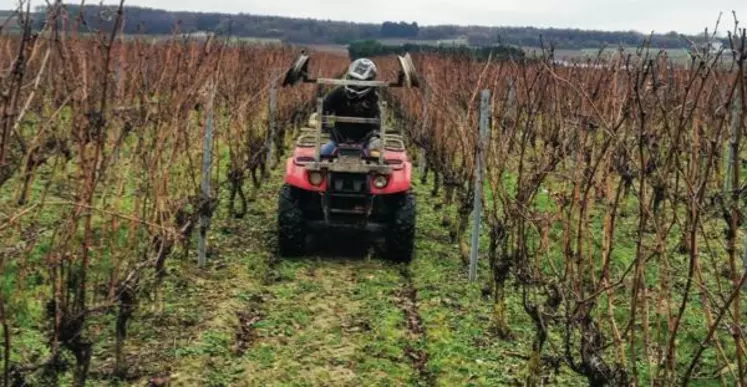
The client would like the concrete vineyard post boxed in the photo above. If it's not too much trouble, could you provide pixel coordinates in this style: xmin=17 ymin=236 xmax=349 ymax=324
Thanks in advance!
xmin=314 ymin=97 xmax=323 ymax=162
xmin=727 ymin=91 xmax=746 ymax=287
xmin=721 ymin=89 xmax=746 ymax=287
xmin=115 ymin=49 xmax=122 ymax=99
xmin=725 ymin=92 xmax=741 ymax=193
xmin=266 ymin=72 xmax=278 ymax=172
xmin=418 ymin=148 xmax=427 ymax=179
xmin=198 ymin=80 xmax=217 ymax=268
xmin=419 ymin=84 xmax=431 ymax=177
xmin=507 ymin=77 xmax=516 ymax=118
xmin=380 ymin=101 xmax=387 ymax=165
xmin=470 ymin=89 xmax=491 ymax=281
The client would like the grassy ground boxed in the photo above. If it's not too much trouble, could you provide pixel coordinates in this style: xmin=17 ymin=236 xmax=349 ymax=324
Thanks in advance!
xmin=4 ymin=114 xmax=742 ymax=385
xmin=41 ymin=163 xmax=583 ymax=386
xmin=7 ymin=146 xmax=742 ymax=385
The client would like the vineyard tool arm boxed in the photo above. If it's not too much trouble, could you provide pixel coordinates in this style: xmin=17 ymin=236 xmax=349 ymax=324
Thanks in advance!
xmin=281 ymin=50 xmax=421 ymax=89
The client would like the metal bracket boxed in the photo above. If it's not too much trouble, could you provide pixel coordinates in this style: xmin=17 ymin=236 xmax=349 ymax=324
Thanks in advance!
xmin=304 ymin=161 xmax=392 ymax=175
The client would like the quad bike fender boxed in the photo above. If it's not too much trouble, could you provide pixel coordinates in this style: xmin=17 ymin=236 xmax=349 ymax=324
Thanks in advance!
xmin=371 ymin=151 xmax=412 ymax=195
xmin=284 ymin=148 xmax=411 ymax=194
xmin=284 ymin=157 xmax=326 ymax=192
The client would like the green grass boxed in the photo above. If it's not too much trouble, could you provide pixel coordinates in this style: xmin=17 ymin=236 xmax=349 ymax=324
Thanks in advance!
xmin=85 ymin=165 xmax=585 ymax=386
xmin=1 ymin=157 xmax=544 ymax=385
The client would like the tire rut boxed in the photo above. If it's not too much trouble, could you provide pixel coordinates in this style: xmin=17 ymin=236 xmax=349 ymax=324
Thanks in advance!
xmin=234 ymin=292 xmax=268 ymax=356
xmin=235 ymin=175 xmax=282 ymax=356
xmin=245 ymin=254 xmax=369 ymax=384
xmin=397 ymin=265 xmax=436 ymax=386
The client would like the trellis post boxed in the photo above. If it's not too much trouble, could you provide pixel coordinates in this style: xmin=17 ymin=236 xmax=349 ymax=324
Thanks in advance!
xmin=469 ymin=89 xmax=491 ymax=281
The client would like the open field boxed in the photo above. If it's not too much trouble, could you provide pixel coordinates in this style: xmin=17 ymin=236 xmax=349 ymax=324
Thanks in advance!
xmin=0 ymin=11 xmax=19 ymax=34
xmin=518 ymin=46 xmax=696 ymax=66
xmin=306 ymin=41 xmax=699 ymax=63
xmin=2 ymin=5 xmax=747 ymax=387
xmin=0 ymin=11 xmax=701 ymax=61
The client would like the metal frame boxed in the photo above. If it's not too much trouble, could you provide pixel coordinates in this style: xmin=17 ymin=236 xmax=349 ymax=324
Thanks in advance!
xmin=316 ymin=79 xmax=396 ymax=87
xmin=319 ymin=170 xmax=377 ymax=230
xmin=305 ymin=90 xmax=395 ymax=175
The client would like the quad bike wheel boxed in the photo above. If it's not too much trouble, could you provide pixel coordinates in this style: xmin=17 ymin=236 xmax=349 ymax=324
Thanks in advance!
xmin=277 ymin=184 xmax=306 ymax=257
xmin=385 ymin=191 xmax=416 ymax=263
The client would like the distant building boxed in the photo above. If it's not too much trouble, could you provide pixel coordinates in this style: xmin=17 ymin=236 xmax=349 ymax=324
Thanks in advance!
xmin=437 ymin=35 xmax=469 ymax=46
xmin=697 ymin=41 xmax=723 ymax=55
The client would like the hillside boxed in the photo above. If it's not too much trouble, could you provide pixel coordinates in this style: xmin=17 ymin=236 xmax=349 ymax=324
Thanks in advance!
xmin=0 ymin=4 xmax=725 ymax=50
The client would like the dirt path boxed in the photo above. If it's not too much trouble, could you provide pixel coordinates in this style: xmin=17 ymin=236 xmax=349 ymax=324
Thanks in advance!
xmin=237 ymin=174 xmax=431 ymax=386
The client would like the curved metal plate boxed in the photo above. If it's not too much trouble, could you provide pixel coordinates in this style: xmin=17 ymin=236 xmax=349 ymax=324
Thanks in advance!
xmin=282 ymin=51 xmax=310 ymax=87
xmin=308 ymin=112 xmax=319 ymax=128
xmin=396 ymin=53 xmax=421 ymax=88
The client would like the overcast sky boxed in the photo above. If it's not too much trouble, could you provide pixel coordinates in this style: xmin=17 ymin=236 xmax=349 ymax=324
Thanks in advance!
xmin=1 ymin=0 xmax=744 ymax=35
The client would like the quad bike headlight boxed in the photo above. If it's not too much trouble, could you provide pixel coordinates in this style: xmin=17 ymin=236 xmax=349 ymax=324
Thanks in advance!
xmin=373 ymin=174 xmax=388 ymax=189
xmin=308 ymin=171 xmax=324 ymax=186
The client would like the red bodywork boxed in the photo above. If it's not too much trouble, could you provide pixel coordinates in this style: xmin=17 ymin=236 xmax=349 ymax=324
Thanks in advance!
xmin=284 ymin=145 xmax=412 ymax=194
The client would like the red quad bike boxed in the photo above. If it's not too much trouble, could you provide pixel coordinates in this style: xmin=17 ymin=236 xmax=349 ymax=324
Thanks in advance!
xmin=276 ymin=51 xmax=421 ymax=263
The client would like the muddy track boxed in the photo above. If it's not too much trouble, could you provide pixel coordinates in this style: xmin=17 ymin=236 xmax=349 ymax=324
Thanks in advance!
xmin=397 ymin=265 xmax=436 ymax=386
xmin=262 ymin=231 xmax=283 ymax=286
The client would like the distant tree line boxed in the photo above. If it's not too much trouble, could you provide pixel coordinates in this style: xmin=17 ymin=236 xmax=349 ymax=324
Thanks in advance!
xmin=348 ymin=39 xmax=526 ymax=61
xmin=18 ymin=3 xmax=727 ymax=49
xmin=381 ymin=21 xmax=419 ymax=38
